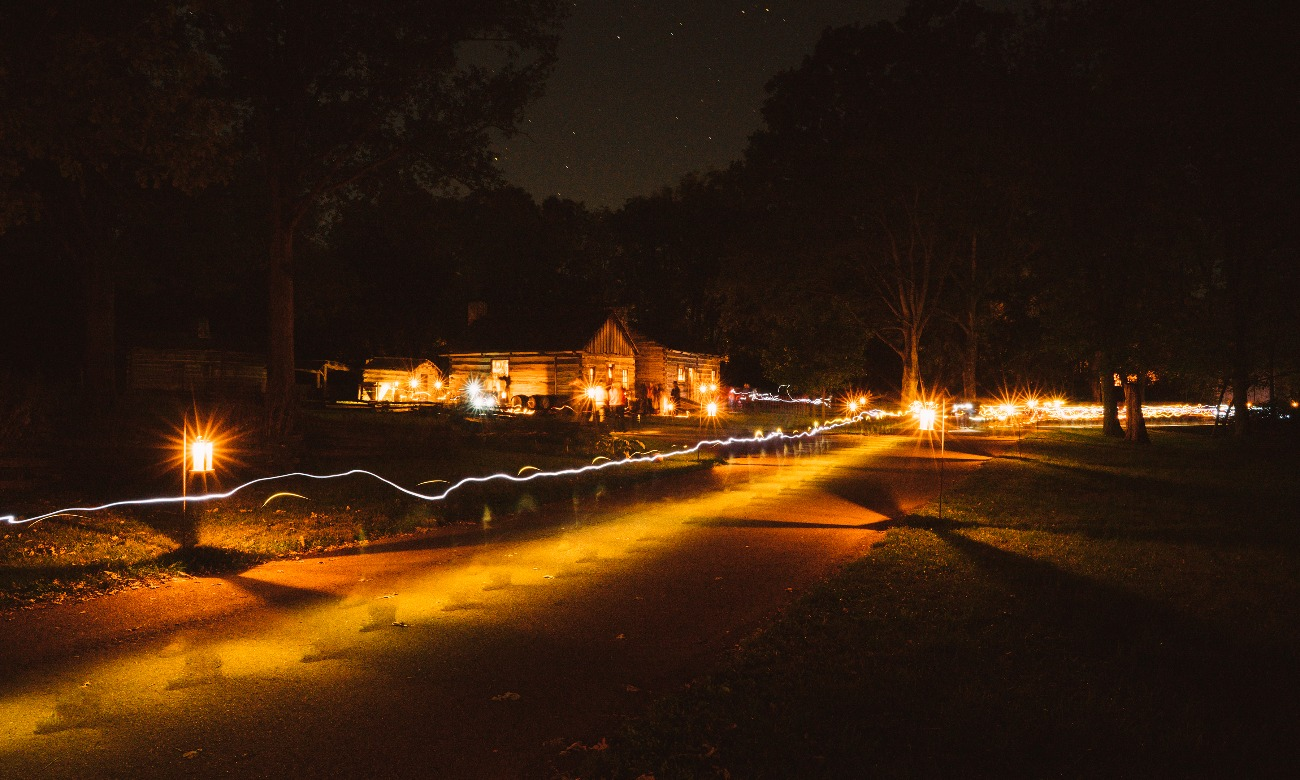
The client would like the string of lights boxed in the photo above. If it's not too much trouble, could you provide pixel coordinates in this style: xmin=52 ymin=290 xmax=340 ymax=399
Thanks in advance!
xmin=730 ymin=388 xmax=833 ymax=405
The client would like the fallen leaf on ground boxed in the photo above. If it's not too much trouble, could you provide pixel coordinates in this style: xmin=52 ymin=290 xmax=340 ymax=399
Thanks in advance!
xmin=491 ymin=691 xmax=521 ymax=701
xmin=182 ymin=749 xmax=201 ymax=759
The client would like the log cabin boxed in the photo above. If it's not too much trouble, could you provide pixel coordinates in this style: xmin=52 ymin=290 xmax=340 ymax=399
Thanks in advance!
xmin=446 ymin=311 xmax=638 ymax=409
xmin=628 ymin=330 xmax=724 ymax=409
xmin=358 ymin=357 xmax=445 ymax=402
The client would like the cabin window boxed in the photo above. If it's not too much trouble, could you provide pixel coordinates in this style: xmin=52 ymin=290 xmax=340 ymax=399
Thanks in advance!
xmin=677 ymin=365 xmax=685 ymax=382
xmin=492 ymin=359 xmax=509 ymax=378
xmin=588 ymin=367 xmax=595 ymax=384
xmin=688 ymin=368 xmax=695 ymax=387
xmin=607 ymin=363 xmax=614 ymax=380
xmin=710 ymin=369 xmax=716 ymax=383
xmin=621 ymin=368 xmax=629 ymax=387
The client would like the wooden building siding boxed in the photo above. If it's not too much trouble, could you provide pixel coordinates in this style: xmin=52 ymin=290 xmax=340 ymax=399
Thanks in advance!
xmin=584 ymin=318 xmax=636 ymax=356
xmin=446 ymin=352 xmax=596 ymax=400
xmin=129 ymin=347 xmax=266 ymax=394
xmin=628 ymin=331 xmax=722 ymax=404
xmin=664 ymin=351 xmax=722 ymax=401
xmin=579 ymin=355 xmax=637 ymax=390
xmin=359 ymin=358 xmax=442 ymax=402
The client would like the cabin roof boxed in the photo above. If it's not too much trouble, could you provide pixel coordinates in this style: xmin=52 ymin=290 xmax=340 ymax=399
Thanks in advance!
xmin=363 ymin=357 xmax=437 ymax=372
xmin=627 ymin=328 xmax=723 ymax=361
xmin=450 ymin=312 xmax=635 ymax=355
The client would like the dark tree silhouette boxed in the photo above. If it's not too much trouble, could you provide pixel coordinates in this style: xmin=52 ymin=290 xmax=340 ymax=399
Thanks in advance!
xmin=0 ymin=1 xmax=233 ymax=404
xmin=202 ymin=0 xmax=564 ymax=431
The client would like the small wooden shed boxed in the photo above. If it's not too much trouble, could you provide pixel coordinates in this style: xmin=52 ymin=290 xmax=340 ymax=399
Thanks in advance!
xmin=359 ymin=357 xmax=445 ymax=402
xmin=629 ymin=330 xmax=724 ymax=407
xmin=129 ymin=346 xmax=266 ymax=394
xmin=447 ymin=312 xmax=638 ymax=406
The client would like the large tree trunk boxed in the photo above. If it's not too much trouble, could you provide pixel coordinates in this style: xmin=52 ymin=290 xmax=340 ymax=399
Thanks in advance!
xmin=961 ymin=324 xmax=977 ymax=401
xmin=1231 ymin=359 xmax=1251 ymax=437
xmin=1124 ymin=374 xmax=1149 ymax=444
xmin=1097 ymin=355 xmax=1123 ymax=437
xmin=82 ymin=247 xmax=116 ymax=409
xmin=901 ymin=329 xmax=922 ymax=405
xmin=961 ymin=234 xmax=978 ymax=400
xmin=265 ymin=213 xmax=296 ymax=434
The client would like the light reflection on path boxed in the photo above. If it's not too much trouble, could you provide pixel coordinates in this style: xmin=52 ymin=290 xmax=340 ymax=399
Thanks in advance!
xmin=0 ymin=433 xmax=972 ymax=778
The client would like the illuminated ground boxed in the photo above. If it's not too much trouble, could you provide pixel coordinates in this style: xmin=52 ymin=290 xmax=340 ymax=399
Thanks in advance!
xmin=0 ymin=432 xmax=1002 ymax=778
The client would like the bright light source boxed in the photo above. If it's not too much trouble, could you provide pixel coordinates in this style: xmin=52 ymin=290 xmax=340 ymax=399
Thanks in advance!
xmin=190 ymin=437 xmax=214 ymax=473
xmin=433 ymin=380 xmax=443 ymax=390
xmin=409 ymin=377 xmax=420 ymax=388
xmin=706 ymin=401 xmax=718 ymax=417
xmin=917 ymin=407 xmax=936 ymax=431
xmin=848 ymin=400 xmax=858 ymax=412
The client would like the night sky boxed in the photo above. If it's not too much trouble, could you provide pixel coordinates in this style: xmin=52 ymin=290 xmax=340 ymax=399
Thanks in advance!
xmin=498 ymin=0 xmax=911 ymax=208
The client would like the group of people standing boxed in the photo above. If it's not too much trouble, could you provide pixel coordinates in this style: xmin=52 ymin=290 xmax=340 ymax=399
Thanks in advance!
xmin=589 ymin=380 xmax=683 ymax=424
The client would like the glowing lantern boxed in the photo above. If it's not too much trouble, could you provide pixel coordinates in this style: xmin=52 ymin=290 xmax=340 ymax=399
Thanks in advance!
xmin=191 ymin=437 xmax=214 ymax=473
xmin=917 ymin=407 xmax=937 ymax=432
xmin=706 ymin=401 xmax=718 ymax=418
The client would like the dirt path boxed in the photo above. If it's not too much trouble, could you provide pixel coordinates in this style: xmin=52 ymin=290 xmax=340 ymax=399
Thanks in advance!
xmin=0 ymin=432 xmax=1002 ymax=778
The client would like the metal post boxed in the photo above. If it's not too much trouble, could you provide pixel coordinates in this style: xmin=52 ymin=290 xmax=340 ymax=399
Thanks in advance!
xmin=181 ymin=419 xmax=188 ymax=514
xmin=939 ymin=402 xmax=946 ymax=521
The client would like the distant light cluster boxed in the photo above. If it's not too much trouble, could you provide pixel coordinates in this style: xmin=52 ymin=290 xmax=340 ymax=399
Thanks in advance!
xmin=975 ymin=401 xmax=1221 ymax=423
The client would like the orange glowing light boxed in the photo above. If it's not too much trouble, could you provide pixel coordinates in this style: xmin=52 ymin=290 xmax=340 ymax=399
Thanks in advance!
xmin=706 ymin=401 xmax=718 ymax=417
xmin=190 ymin=437 xmax=214 ymax=473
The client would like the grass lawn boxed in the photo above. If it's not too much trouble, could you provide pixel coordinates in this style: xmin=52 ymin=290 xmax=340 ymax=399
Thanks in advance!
xmin=587 ymin=427 xmax=1300 ymax=778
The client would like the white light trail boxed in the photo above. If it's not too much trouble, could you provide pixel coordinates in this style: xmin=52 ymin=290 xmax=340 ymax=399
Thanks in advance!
xmin=730 ymin=388 xmax=832 ymax=405
xmin=2 ymin=413 xmax=875 ymax=527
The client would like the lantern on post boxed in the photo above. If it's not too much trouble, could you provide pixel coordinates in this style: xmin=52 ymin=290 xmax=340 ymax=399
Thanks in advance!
xmin=182 ymin=422 xmax=217 ymax=513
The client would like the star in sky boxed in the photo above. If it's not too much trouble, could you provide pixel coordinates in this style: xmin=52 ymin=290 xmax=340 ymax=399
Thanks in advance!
xmin=496 ymin=1 xmax=909 ymax=208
